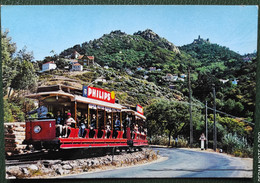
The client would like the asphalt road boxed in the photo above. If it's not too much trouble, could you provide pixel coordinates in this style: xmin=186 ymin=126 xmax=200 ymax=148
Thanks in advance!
xmin=63 ymin=147 xmax=252 ymax=178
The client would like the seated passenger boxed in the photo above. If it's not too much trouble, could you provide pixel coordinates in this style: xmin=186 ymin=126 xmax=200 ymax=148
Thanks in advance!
xmin=63 ymin=113 xmax=76 ymax=138
xmin=78 ymin=113 xmax=87 ymax=138
xmin=113 ymin=116 xmax=120 ymax=138
xmin=106 ymin=116 xmax=112 ymax=138
xmin=55 ymin=111 xmax=64 ymax=137
xmin=89 ymin=114 xmax=96 ymax=138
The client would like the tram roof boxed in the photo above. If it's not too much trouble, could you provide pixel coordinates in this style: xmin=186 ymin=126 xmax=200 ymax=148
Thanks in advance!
xmin=26 ymin=85 xmax=146 ymax=117
xmin=121 ymin=109 xmax=146 ymax=120
xmin=75 ymin=95 xmax=124 ymax=110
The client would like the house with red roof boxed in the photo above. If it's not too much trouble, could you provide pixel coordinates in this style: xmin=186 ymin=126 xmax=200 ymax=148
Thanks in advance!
xmin=71 ymin=62 xmax=83 ymax=71
xmin=78 ymin=55 xmax=95 ymax=66
xmin=41 ymin=61 xmax=57 ymax=72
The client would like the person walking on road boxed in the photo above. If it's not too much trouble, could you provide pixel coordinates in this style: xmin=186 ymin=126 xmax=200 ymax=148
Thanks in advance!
xmin=199 ymin=133 xmax=206 ymax=150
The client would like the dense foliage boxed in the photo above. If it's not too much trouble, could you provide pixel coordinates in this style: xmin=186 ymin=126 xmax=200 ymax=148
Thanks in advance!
xmin=2 ymin=30 xmax=38 ymax=122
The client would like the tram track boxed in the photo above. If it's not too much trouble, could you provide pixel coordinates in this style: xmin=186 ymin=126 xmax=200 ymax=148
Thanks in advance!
xmin=5 ymin=147 xmax=144 ymax=166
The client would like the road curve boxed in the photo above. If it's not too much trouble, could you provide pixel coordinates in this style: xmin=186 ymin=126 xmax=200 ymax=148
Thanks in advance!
xmin=62 ymin=147 xmax=252 ymax=178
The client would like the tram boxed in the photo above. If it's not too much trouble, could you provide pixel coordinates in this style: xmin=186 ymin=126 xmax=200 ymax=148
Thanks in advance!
xmin=23 ymin=85 xmax=148 ymax=151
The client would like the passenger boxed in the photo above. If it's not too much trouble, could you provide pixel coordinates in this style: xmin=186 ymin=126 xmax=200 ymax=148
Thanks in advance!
xmin=55 ymin=111 xmax=64 ymax=137
xmin=89 ymin=114 xmax=96 ymax=138
xmin=63 ymin=113 xmax=76 ymax=138
xmin=78 ymin=113 xmax=87 ymax=138
xmin=106 ymin=116 xmax=112 ymax=138
xmin=27 ymin=101 xmax=48 ymax=118
xmin=113 ymin=116 xmax=120 ymax=138
xmin=123 ymin=115 xmax=130 ymax=138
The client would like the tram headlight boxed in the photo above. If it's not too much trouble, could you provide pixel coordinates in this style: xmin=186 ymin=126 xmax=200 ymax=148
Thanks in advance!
xmin=34 ymin=125 xmax=41 ymax=134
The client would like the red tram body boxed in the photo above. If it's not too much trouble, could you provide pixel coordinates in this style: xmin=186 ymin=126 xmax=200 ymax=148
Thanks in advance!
xmin=23 ymin=85 xmax=148 ymax=150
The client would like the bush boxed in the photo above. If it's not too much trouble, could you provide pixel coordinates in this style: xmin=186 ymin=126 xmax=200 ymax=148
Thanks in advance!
xmin=222 ymin=133 xmax=253 ymax=158
xmin=148 ymin=135 xmax=169 ymax=146
xmin=176 ymin=136 xmax=189 ymax=148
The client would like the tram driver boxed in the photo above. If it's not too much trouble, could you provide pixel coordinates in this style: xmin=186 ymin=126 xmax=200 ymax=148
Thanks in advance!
xmin=27 ymin=101 xmax=48 ymax=118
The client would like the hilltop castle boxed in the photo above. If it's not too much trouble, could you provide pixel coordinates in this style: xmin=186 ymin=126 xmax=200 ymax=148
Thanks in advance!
xmin=192 ymin=35 xmax=210 ymax=44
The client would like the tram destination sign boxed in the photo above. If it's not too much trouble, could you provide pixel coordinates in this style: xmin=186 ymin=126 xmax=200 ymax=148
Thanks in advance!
xmin=136 ymin=104 xmax=144 ymax=115
xmin=82 ymin=86 xmax=115 ymax=104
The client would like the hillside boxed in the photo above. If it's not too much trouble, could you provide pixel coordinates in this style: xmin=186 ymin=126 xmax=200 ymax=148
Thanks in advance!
xmin=59 ymin=29 xmax=195 ymax=76
xmin=56 ymin=30 xmax=255 ymax=120
xmin=180 ymin=36 xmax=244 ymax=79
xmin=38 ymin=66 xmax=185 ymax=107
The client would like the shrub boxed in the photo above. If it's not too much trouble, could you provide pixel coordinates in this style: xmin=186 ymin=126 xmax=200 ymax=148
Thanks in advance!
xmin=222 ymin=133 xmax=253 ymax=158
xmin=177 ymin=136 xmax=189 ymax=148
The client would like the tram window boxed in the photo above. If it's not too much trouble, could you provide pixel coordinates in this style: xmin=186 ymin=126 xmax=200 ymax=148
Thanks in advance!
xmin=98 ymin=110 xmax=105 ymax=129
xmin=106 ymin=112 xmax=112 ymax=129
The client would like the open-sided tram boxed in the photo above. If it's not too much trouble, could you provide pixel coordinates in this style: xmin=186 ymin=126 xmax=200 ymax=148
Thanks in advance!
xmin=23 ymin=85 xmax=148 ymax=151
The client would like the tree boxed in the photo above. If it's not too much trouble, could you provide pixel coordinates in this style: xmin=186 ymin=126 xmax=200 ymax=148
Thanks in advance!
xmin=10 ymin=60 xmax=38 ymax=90
xmin=2 ymin=30 xmax=18 ymax=95
xmin=145 ymin=99 xmax=189 ymax=146
xmin=55 ymin=58 xmax=70 ymax=69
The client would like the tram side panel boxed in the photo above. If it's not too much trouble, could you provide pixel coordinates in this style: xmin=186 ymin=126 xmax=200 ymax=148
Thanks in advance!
xmin=24 ymin=119 xmax=57 ymax=149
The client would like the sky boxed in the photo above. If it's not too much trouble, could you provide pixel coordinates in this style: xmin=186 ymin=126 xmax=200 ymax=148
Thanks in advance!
xmin=1 ymin=5 xmax=258 ymax=61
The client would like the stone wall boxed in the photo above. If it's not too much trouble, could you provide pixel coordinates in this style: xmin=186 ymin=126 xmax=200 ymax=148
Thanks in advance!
xmin=6 ymin=149 xmax=158 ymax=179
xmin=4 ymin=122 xmax=27 ymax=155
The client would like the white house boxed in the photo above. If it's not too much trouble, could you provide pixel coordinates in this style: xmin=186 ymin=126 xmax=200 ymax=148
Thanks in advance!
xmin=42 ymin=61 xmax=57 ymax=72
xmin=71 ymin=63 xmax=83 ymax=71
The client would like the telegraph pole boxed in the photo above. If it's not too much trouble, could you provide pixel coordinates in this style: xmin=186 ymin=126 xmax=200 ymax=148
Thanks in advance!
xmin=205 ymin=101 xmax=208 ymax=150
xmin=188 ymin=67 xmax=193 ymax=146
xmin=213 ymin=84 xmax=217 ymax=151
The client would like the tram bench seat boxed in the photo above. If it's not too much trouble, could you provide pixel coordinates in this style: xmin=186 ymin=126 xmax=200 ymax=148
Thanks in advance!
xmin=85 ymin=129 xmax=90 ymax=138
xmin=93 ymin=129 xmax=98 ymax=139
xmin=117 ymin=131 xmax=123 ymax=139
xmin=68 ymin=128 xmax=79 ymax=138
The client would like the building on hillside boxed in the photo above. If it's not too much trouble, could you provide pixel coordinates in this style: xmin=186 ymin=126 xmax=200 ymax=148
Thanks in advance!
xmin=232 ymin=79 xmax=238 ymax=85
xmin=78 ymin=55 xmax=95 ymax=66
xmin=219 ymin=79 xmax=229 ymax=84
xmin=149 ymin=67 xmax=157 ymax=71
xmin=70 ymin=51 xmax=81 ymax=59
xmin=41 ymin=61 xmax=57 ymax=72
xmin=193 ymin=35 xmax=210 ymax=44
xmin=169 ymin=85 xmax=175 ymax=89
xmin=164 ymin=74 xmax=178 ymax=81
xmin=178 ymin=78 xmax=185 ymax=82
xmin=95 ymin=76 xmax=107 ymax=83
xmin=69 ymin=59 xmax=79 ymax=65
xmin=71 ymin=63 xmax=83 ymax=71
xmin=137 ymin=66 xmax=144 ymax=71
xmin=144 ymin=75 xmax=149 ymax=80
xmin=180 ymin=74 xmax=187 ymax=78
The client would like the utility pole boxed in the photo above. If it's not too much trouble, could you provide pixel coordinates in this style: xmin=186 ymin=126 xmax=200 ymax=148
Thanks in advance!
xmin=213 ymin=84 xmax=217 ymax=151
xmin=188 ymin=66 xmax=193 ymax=146
xmin=205 ymin=101 xmax=208 ymax=150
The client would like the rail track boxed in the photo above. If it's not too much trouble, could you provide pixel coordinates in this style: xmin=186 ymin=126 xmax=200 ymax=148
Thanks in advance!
xmin=5 ymin=147 xmax=143 ymax=166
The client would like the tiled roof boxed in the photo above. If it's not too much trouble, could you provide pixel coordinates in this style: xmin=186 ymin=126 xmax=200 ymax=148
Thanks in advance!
xmin=43 ymin=61 xmax=55 ymax=65
xmin=87 ymin=56 xmax=94 ymax=60
xmin=73 ymin=63 xmax=82 ymax=66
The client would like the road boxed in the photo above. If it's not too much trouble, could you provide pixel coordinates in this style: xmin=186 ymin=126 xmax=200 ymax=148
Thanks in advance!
xmin=63 ymin=147 xmax=252 ymax=178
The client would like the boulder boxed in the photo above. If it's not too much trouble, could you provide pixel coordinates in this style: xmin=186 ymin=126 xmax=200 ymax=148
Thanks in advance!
xmin=28 ymin=165 xmax=39 ymax=173
xmin=6 ymin=166 xmax=23 ymax=178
